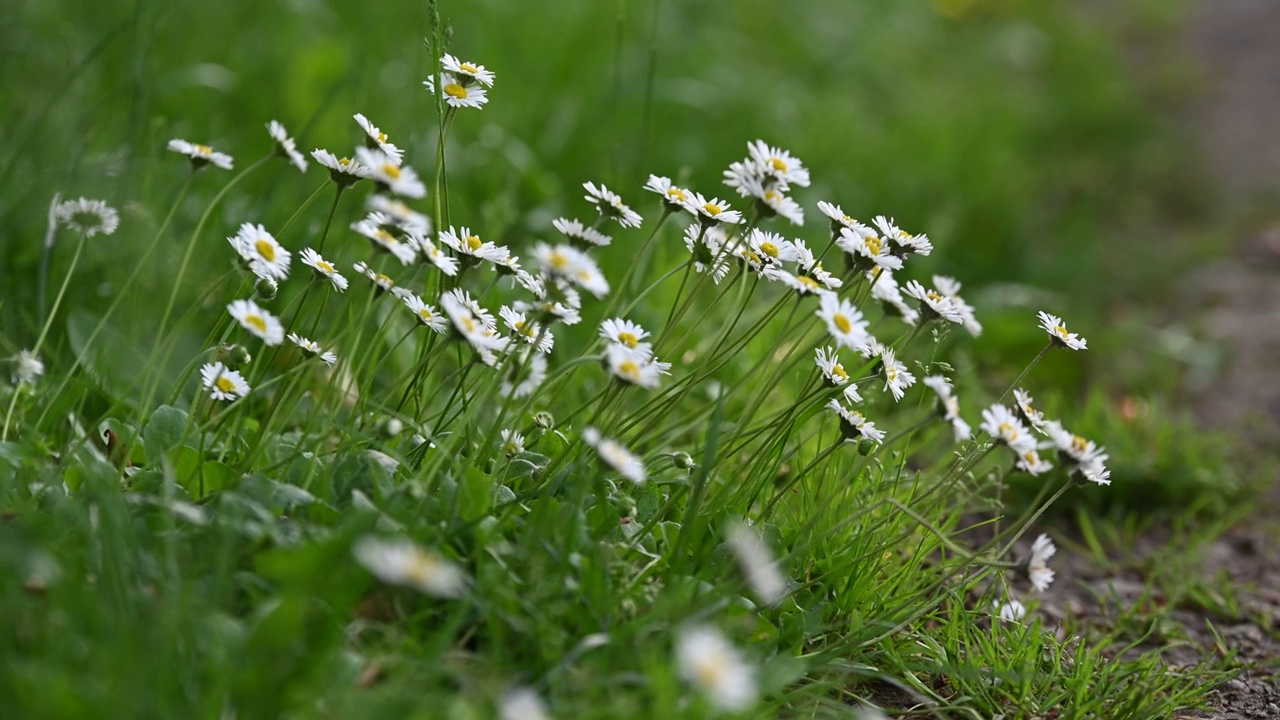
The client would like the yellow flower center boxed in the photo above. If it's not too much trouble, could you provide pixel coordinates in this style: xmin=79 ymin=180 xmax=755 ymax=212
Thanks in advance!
xmin=617 ymin=332 xmax=639 ymax=348
xmin=885 ymin=365 xmax=898 ymax=382
xmin=503 ymin=442 xmax=519 ymax=455
xmin=833 ymin=313 xmax=852 ymax=334
xmin=338 ymin=157 xmax=353 ymax=166
xmin=418 ymin=308 xmax=434 ymax=321
xmin=1055 ymin=325 xmax=1070 ymax=339
xmin=760 ymin=242 xmax=779 ymax=258
xmin=619 ymin=360 xmax=640 ymax=380
xmin=255 ymin=239 xmax=276 ymax=262
xmin=667 ymin=187 xmax=687 ymax=202
xmin=444 ymin=83 xmax=468 ymax=99
xmin=376 ymin=131 xmax=387 ymax=143
xmin=842 ymin=214 xmax=855 ymax=224
xmin=402 ymin=550 xmax=442 ymax=587
xmin=461 ymin=315 xmax=477 ymax=333
xmin=1024 ymin=450 xmax=1038 ymax=463
xmin=763 ymin=189 xmax=781 ymax=203
xmin=195 ymin=144 xmax=213 ymax=156
xmin=798 ymin=275 xmax=820 ymax=290
xmin=866 ymin=236 xmax=883 ymax=255
xmin=316 ymin=259 xmax=334 ymax=274
xmin=376 ymin=229 xmax=398 ymax=244
xmin=576 ymin=270 xmax=592 ymax=283
xmin=466 ymin=235 xmax=483 ymax=251
xmin=927 ymin=291 xmax=943 ymax=304
xmin=769 ymin=157 xmax=787 ymax=172
xmin=460 ymin=62 xmax=479 ymax=73
xmin=744 ymin=250 xmax=762 ymax=265
xmin=550 ymin=252 xmax=569 ymax=270
xmin=702 ymin=202 xmax=722 ymax=216
xmin=246 ymin=314 xmax=267 ymax=334
xmin=832 ymin=364 xmax=848 ymax=381
xmin=1072 ymin=436 xmax=1088 ymax=453
xmin=376 ymin=273 xmax=394 ymax=287
xmin=382 ymin=163 xmax=401 ymax=180
xmin=215 ymin=376 xmax=236 ymax=393
xmin=693 ymin=658 xmax=729 ymax=692
xmin=999 ymin=422 xmax=1018 ymax=441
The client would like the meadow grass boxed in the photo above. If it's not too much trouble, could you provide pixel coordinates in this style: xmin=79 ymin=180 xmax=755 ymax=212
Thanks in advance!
xmin=0 ymin=0 xmax=1246 ymax=717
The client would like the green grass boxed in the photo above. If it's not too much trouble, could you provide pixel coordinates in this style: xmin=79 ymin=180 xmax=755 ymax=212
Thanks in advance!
xmin=0 ymin=0 xmax=1248 ymax=717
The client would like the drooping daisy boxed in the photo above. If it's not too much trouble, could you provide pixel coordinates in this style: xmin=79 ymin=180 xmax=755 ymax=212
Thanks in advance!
xmin=441 ymin=54 xmax=496 ymax=87
xmin=816 ymin=294 xmax=870 ymax=352
xmin=876 ymin=347 xmax=915 ymax=402
xmin=400 ymin=292 xmax=449 ymax=334
xmin=352 ymin=261 xmax=397 ymax=293
xmin=817 ymin=201 xmax=861 ymax=234
xmin=532 ymin=242 xmax=610 ymax=298
xmin=286 ymin=333 xmax=338 ymax=366
xmin=922 ymin=375 xmax=972 ymax=442
xmin=643 ymin=174 xmax=692 ymax=212
xmin=979 ymin=404 xmax=1035 ymax=452
xmin=682 ymin=191 xmax=744 ymax=226
xmin=676 ymin=626 xmax=758 ymax=712
xmin=497 ymin=687 xmax=548 ymax=720
xmin=352 ymin=113 xmax=403 ymax=165
xmin=826 ymin=399 xmax=886 ymax=444
xmin=438 ymin=226 xmax=509 ymax=264
xmin=599 ymin=317 xmax=652 ymax=356
xmin=54 ymin=197 xmax=119 ymax=237
xmin=1014 ymin=446 xmax=1054 ymax=476
xmin=605 ymin=343 xmax=666 ymax=389
xmin=266 ymin=120 xmax=308 ymax=173
xmin=367 ymin=195 xmax=432 ymax=236
xmin=167 ymin=139 xmax=233 ymax=170
xmin=1038 ymin=311 xmax=1088 ymax=351
xmin=838 ymin=225 xmax=903 ymax=272
xmin=200 ymin=361 xmax=250 ymax=401
xmin=423 ymin=72 xmax=489 ymax=109
xmin=583 ymin=181 xmax=643 ymax=229
xmin=746 ymin=229 xmax=798 ymax=265
xmin=10 ymin=349 xmax=44 ymax=385
xmin=753 ymin=182 xmax=806 ymax=226
xmin=351 ymin=217 xmax=417 ymax=265
xmin=903 ymin=280 xmax=964 ymax=325
xmin=726 ymin=522 xmax=788 ymax=606
xmin=355 ymin=146 xmax=425 ymax=199
xmin=297 ymin=248 xmax=348 ymax=291
xmin=499 ymin=429 xmax=525 ymax=457
xmin=552 ymin=217 xmax=611 ymax=248
xmin=227 ymin=299 xmax=284 ymax=346
xmin=747 ymin=139 xmax=811 ymax=188
xmin=1043 ymin=420 xmax=1110 ymax=485
xmin=352 ymin=536 xmax=467 ymax=598
xmin=1012 ymin=388 xmax=1046 ymax=432
xmin=311 ymin=149 xmax=370 ymax=185
xmin=684 ymin=225 xmax=733 ymax=284
xmin=582 ymin=426 xmax=646 ymax=484
xmin=228 ymin=222 xmax=291 ymax=280
xmin=933 ymin=275 xmax=982 ymax=337
xmin=501 ymin=347 xmax=547 ymax=398
xmin=500 ymin=306 xmax=554 ymax=353
xmin=1023 ymin=534 xmax=1056 ymax=592
xmin=872 ymin=215 xmax=932 ymax=257
xmin=814 ymin=346 xmax=863 ymax=402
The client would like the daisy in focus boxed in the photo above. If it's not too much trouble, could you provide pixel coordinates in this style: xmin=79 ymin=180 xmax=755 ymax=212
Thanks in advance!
xmin=355 ymin=147 xmax=425 ymax=199
xmin=552 ymin=217 xmax=611 ymax=248
xmin=54 ymin=197 xmax=119 ymax=237
xmin=1012 ymin=388 xmax=1046 ymax=432
xmin=814 ymin=346 xmax=862 ymax=402
xmin=604 ymin=344 xmax=668 ymax=389
xmin=499 ymin=429 xmax=525 ymax=457
xmin=675 ymin=625 xmax=758 ymax=712
xmin=583 ymin=181 xmax=643 ymax=228
xmin=500 ymin=306 xmax=554 ymax=353
xmin=227 ymin=299 xmax=285 ymax=346
xmin=353 ymin=261 xmax=397 ymax=293
xmin=229 ymin=222 xmax=291 ymax=281
xmin=817 ymin=294 xmax=870 ymax=352
xmin=299 ymin=248 xmax=349 ymax=291
xmin=876 ymin=347 xmax=915 ymax=402
xmin=200 ymin=362 xmax=250 ymax=401
xmin=1038 ymin=311 xmax=1088 ymax=351
xmin=286 ymin=333 xmax=337 ymax=366
xmin=423 ymin=72 xmax=489 ymax=109
xmin=266 ymin=120 xmax=308 ymax=173
xmin=312 ymin=149 xmax=370 ymax=185
xmin=683 ymin=191 xmax=743 ymax=226
xmin=582 ymin=426 xmax=646 ymax=484
xmin=827 ymin=399 xmax=886 ymax=444
xmin=442 ymin=54 xmax=496 ymax=87
xmin=599 ymin=317 xmax=653 ymax=356
xmin=352 ymin=536 xmax=467 ymax=598
xmin=644 ymin=174 xmax=691 ymax=213
xmin=353 ymin=113 xmax=403 ymax=165
xmin=167 ymin=139 xmax=233 ymax=170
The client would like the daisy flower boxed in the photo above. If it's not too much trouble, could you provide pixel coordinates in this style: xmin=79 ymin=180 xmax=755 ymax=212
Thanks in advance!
xmin=922 ymin=375 xmax=972 ymax=442
xmin=355 ymin=146 xmax=425 ymax=199
xmin=499 ymin=429 xmax=525 ymax=457
xmin=1024 ymin=534 xmax=1056 ymax=592
xmin=816 ymin=294 xmax=870 ymax=352
xmin=726 ymin=522 xmax=788 ymax=606
xmin=643 ymin=174 xmax=692 ymax=212
xmin=814 ymin=346 xmax=863 ymax=402
xmin=747 ymin=139 xmax=811 ymax=188
xmin=754 ymin=183 xmax=806 ymax=226
xmin=167 ymin=139 xmax=233 ymax=170
xmin=826 ymin=399 xmax=886 ymax=444
xmin=500 ymin=306 xmax=554 ymax=353
xmin=583 ymin=181 xmax=643 ymax=229
xmin=532 ymin=242 xmax=610 ymax=298
xmin=227 ymin=299 xmax=284 ymax=346
xmin=501 ymin=348 xmax=548 ymax=398
xmin=933 ymin=275 xmax=982 ymax=337
xmin=868 ymin=269 xmax=919 ymax=326
xmin=979 ymin=404 xmax=1035 ymax=452
xmin=438 ymin=226 xmax=510 ymax=264
xmin=442 ymin=54 xmax=496 ymax=87
xmin=1014 ymin=446 xmax=1054 ymax=476
xmin=903 ymin=280 xmax=965 ymax=325
xmin=1044 ymin=420 xmax=1110 ymax=484
xmin=228 ymin=222 xmax=291 ymax=280
xmin=676 ymin=625 xmax=757 ymax=713
xmin=367 ymin=195 xmax=432 ymax=235
xmin=352 ymin=536 xmax=467 ymax=598
xmin=817 ymin=201 xmax=861 ymax=234
xmin=54 ymin=197 xmax=119 ymax=237
xmin=498 ymin=688 xmax=549 ymax=720
xmin=552 ymin=217 xmax=611 ymax=248
xmin=298 ymin=248 xmax=348 ymax=292
xmin=200 ymin=361 xmax=250 ymax=401
xmin=776 ymin=268 xmax=834 ymax=298
xmin=684 ymin=225 xmax=733 ymax=284
xmin=286 ymin=333 xmax=338 ymax=366
xmin=1038 ymin=311 xmax=1088 ymax=351
xmin=10 ymin=349 xmax=44 ymax=385
xmin=441 ymin=290 xmax=510 ymax=366
xmin=599 ymin=317 xmax=652 ymax=356
xmin=994 ymin=599 xmax=1028 ymax=623
xmin=605 ymin=343 xmax=666 ymax=389
xmin=682 ymin=191 xmax=743 ymax=226
xmin=794 ymin=239 xmax=843 ymax=291
xmin=353 ymin=113 xmax=403 ymax=165
xmin=876 ymin=347 xmax=916 ymax=402
xmin=352 ymin=261 xmax=397 ymax=293
xmin=266 ymin=120 xmax=307 ymax=173
xmin=838 ymin=225 xmax=903 ymax=272
xmin=872 ymin=215 xmax=932 ymax=257
xmin=746 ymin=229 xmax=798 ymax=265
xmin=1012 ymin=388 xmax=1046 ymax=432
xmin=423 ymin=73 xmax=489 ymax=109
xmin=311 ymin=149 xmax=370 ymax=185
xmin=352 ymin=218 xmax=417 ymax=265
xmin=408 ymin=233 xmax=460 ymax=276
xmin=582 ymin=426 xmax=646 ymax=484
xmin=400 ymin=293 xmax=449 ymax=334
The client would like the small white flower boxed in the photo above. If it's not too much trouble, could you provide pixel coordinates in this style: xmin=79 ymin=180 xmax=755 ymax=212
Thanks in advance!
xmin=200 ymin=361 xmax=250 ymax=401
xmin=352 ymin=536 xmax=467 ymax=598
xmin=400 ymin=293 xmax=449 ymax=334
xmin=229 ymin=222 xmax=291 ymax=280
xmin=552 ymin=216 xmax=611 ymax=247
xmin=298 ymin=248 xmax=348 ymax=292
xmin=684 ymin=225 xmax=732 ymax=284
xmin=994 ymin=599 xmax=1027 ymax=622
xmin=933 ymin=275 xmax=982 ymax=337
xmin=816 ymin=294 xmax=869 ymax=352
xmin=352 ymin=217 xmax=417 ymax=265
xmin=1025 ymin=534 xmax=1056 ymax=592
xmin=352 ymin=261 xmax=397 ymax=293
xmin=287 ymin=333 xmax=337 ymax=366
xmin=501 ymin=348 xmax=547 ymax=398
xmin=167 ymin=138 xmax=233 ymax=170
xmin=532 ymin=242 xmax=610 ymax=298
xmin=423 ymin=72 xmax=490 ymax=109
xmin=1014 ymin=446 xmax=1054 ymax=476
xmin=227 ymin=299 xmax=284 ymax=346
xmin=793 ymin=239 xmax=842 ymax=292
xmin=1044 ymin=420 xmax=1110 ymax=484
xmin=877 ymin=347 xmax=916 ymax=402
xmin=266 ymin=120 xmax=308 ymax=173
xmin=644 ymin=174 xmax=692 ymax=212
xmin=497 ymin=687 xmax=548 ymax=720
xmin=500 ymin=306 xmax=554 ymax=353
xmin=683 ymin=191 xmax=743 ymax=226
xmin=54 ymin=197 xmax=119 ymax=237
xmin=903 ymin=280 xmax=964 ymax=325
xmin=499 ymin=429 xmax=525 ymax=457
xmin=868 ymin=269 xmax=919 ymax=326
xmin=826 ymin=399 xmax=886 ymax=444
xmin=438 ymin=226 xmax=509 ymax=264
xmin=408 ymin=232 xmax=460 ymax=276
xmin=775 ymin=268 xmax=834 ymax=298
xmin=837 ymin=225 xmax=903 ymax=271
xmin=582 ymin=426 xmax=646 ymax=484
xmin=817 ymin=201 xmax=861 ymax=233
xmin=675 ymin=625 xmax=758 ymax=712
xmin=599 ymin=317 xmax=652 ymax=356
xmin=605 ymin=343 xmax=666 ymax=389
xmin=356 ymin=146 xmax=425 ymax=199
xmin=754 ymin=183 xmax=806 ymax=226
xmin=441 ymin=54 xmax=496 ymax=87
xmin=583 ymin=181 xmax=642 ymax=228
xmin=922 ymin=375 xmax=971 ymax=442
xmin=814 ymin=346 xmax=862 ymax=401
xmin=747 ymin=139 xmax=810 ymax=188
xmin=11 ymin=349 xmax=44 ymax=385
xmin=726 ymin=522 xmax=788 ymax=606
xmin=353 ymin=113 xmax=403 ymax=165
xmin=367 ymin=195 xmax=432 ymax=236
xmin=1038 ymin=311 xmax=1088 ymax=351
xmin=746 ymin=229 xmax=798 ymax=265
xmin=1012 ymin=388 xmax=1046 ymax=432
xmin=311 ymin=148 xmax=371 ymax=183
xmin=872 ymin=215 xmax=932 ymax=257
xmin=979 ymin=404 xmax=1034 ymax=452
xmin=441 ymin=290 xmax=510 ymax=366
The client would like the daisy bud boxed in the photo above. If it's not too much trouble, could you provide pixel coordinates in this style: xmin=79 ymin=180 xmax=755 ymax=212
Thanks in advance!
xmin=254 ymin=277 xmax=278 ymax=301
xmin=673 ymin=451 xmax=697 ymax=471
xmin=857 ymin=438 xmax=877 ymax=456
xmin=533 ymin=411 xmax=555 ymax=430
xmin=381 ymin=417 xmax=404 ymax=439
xmin=220 ymin=344 xmax=253 ymax=368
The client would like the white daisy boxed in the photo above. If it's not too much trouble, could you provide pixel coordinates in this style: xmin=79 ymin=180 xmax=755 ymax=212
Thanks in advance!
xmin=1014 ymin=446 xmax=1054 ymax=476
xmin=994 ymin=599 xmax=1027 ymax=623
xmin=826 ymin=399 xmax=886 ymax=444
xmin=423 ymin=72 xmax=489 ymax=109
xmin=816 ymin=294 xmax=870 ymax=352
xmin=167 ymin=138 xmax=233 ymax=170
xmin=298 ymin=248 xmax=348 ymax=292
xmin=605 ymin=343 xmax=666 ymax=389
xmin=837 ymin=225 xmax=903 ymax=272
xmin=816 ymin=201 xmax=861 ymax=233
xmin=726 ymin=522 xmax=788 ymax=606
xmin=501 ymin=348 xmax=547 ymax=398
xmin=1038 ymin=311 xmax=1088 ymax=351
xmin=583 ymin=181 xmax=642 ymax=229
xmin=355 ymin=146 xmax=425 ymax=199
xmin=933 ymin=275 xmax=982 ymax=337
xmin=877 ymin=347 xmax=915 ymax=402
xmin=1044 ymin=420 xmax=1110 ymax=484
xmin=441 ymin=290 xmax=509 ymax=366
xmin=643 ymin=174 xmax=692 ymax=212
xmin=406 ymin=232 xmax=460 ymax=276
xmin=599 ymin=317 xmax=652 ymax=356
xmin=873 ymin=215 xmax=932 ymax=257
xmin=367 ymin=195 xmax=432 ymax=236
xmin=227 ymin=299 xmax=284 ymax=346
xmin=1012 ymin=388 xmax=1046 ymax=432
xmin=746 ymin=229 xmax=798 ymax=265
xmin=979 ymin=404 xmax=1035 ymax=452
xmin=1025 ymin=534 xmax=1056 ymax=592
xmin=747 ymin=139 xmax=811 ymax=188
xmin=532 ymin=242 xmax=610 ymax=298
xmin=775 ymin=269 xmax=833 ymax=298
xmin=54 ymin=197 xmax=119 ymax=237
xmin=352 ymin=261 xmax=397 ymax=293
xmin=500 ymin=306 xmax=554 ymax=353
xmin=754 ymin=183 xmax=805 ymax=226
xmin=868 ymin=269 xmax=919 ymax=326
xmin=676 ymin=626 xmax=758 ymax=713
xmin=352 ymin=536 xmax=467 ymax=598
xmin=286 ymin=333 xmax=338 ymax=366
xmin=11 ymin=349 xmax=44 ymax=385
xmin=200 ymin=361 xmax=250 ymax=401
xmin=497 ymin=688 xmax=548 ymax=720
xmin=400 ymin=293 xmax=449 ymax=334
xmin=813 ymin=346 xmax=862 ymax=402
xmin=311 ymin=149 xmax=371 ymax=184
xmin=266 ymin=120 xmax=307 ymax=173
xmin=683 ymin=191 xmax=744 ymax=226
xmin=552 ymin=217 xmax=611 ymax=247
xmin=439 ymin=226 xmax=509 ymax=264
xmin=903 ymin=280 xmax=965 ymax=325
xmin=793 ymin=239 xmax=843 ymax=292
xmin=499 ymin=429 xmax=525 ymax=458
xmin=228 ymin=222 xmax=291 ymax=281
xmin=922 ymin=375 xmax=972 ymax=442
xmin=684 ymin=225 xmax=733 ymax=284
xmin=582 ymin=426 xmax=646 ymax=484
xmin=351 ymin=218 xmax=417 ymax=265
xmin=353 ymin=113 xmax=403 ymax=165
xmin=442 ymin=54 xmax=496 ymax=87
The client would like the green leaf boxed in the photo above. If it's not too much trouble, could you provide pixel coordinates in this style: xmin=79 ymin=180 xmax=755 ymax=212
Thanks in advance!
xmin=142 ymin=405 xmax=188 ymax=462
